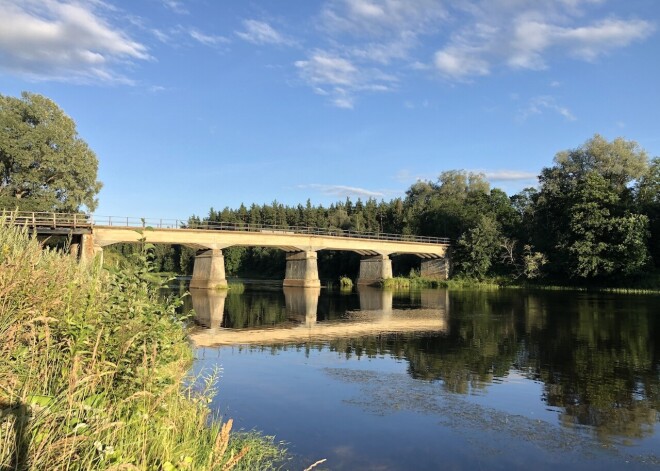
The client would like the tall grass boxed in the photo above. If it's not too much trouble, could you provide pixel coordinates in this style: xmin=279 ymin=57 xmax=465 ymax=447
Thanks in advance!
xmin=381 ymin=276 xmax=501 ymax=290
xmin=0 ymin=220 xmax=283 ymax=470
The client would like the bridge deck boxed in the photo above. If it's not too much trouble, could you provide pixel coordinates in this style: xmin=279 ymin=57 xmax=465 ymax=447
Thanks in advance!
xmin=3 ymin=212 xmax=449 ymax=257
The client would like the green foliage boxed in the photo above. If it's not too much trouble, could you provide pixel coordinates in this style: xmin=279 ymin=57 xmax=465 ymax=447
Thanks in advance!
xmin=636 ymin=157 xmax=660 ymax=267
xmin=0 ymin=221 xmax=284 ymax=470
xmin=134 ymin=133 xmax=655 ymax=287
xmin=0 ymin=92 xmax=102 ymax=212
xmin=454 ymin=216 xmax=501 ymax=279
xmin=535 ymin=134 xmax=651 ymax=280
xmin=339 ymin=276 xmax=353 ymax=290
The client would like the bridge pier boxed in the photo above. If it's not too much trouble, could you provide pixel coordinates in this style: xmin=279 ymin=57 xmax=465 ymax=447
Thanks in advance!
xmin=357 ymin=254 xmax=392 ymax=286
xmin=190 ymin=249 xmax=228 ymax=289
xmin=79 ymin=234 xmax=103 ymax=264
xmin=283 ymin=251 xmax=320 ymax=288
xmin=420 ymin=257 xmax=449 ymax=280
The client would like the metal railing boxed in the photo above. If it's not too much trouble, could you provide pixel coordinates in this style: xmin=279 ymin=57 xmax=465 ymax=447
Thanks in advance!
xmin=2 ymin=211 xmax=450 ymax=244
xmin=2 ymin=211 xmax=92 ymax=229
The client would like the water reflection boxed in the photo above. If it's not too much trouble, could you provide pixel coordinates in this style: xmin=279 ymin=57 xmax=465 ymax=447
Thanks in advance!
xmin=190 ymin=289 xmax=226 ymax=332
xmin=189 ymin=286 xmax=447 ymax=347
xmin=283 ymin=287 xmax=320 ymax=326
xmin=357 ymin=286 xmax=393 ymax=312
xmin=187 ymin=287 xmax=659 ymax=446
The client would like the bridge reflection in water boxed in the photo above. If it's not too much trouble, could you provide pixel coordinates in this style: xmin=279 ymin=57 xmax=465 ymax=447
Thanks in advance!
xmin=189 ymin=287 xmax=448 ymax=346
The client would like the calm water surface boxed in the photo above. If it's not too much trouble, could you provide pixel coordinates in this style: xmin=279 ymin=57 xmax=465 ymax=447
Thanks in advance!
xmin=184 ymin=285 xmax=659 ymax=470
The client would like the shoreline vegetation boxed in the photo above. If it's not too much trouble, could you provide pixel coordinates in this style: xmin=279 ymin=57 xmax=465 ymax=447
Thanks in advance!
xmin=0 ymin=221 xmax=284 ymax=470
xmin=378 ymin=274 xmax=660 ymax=294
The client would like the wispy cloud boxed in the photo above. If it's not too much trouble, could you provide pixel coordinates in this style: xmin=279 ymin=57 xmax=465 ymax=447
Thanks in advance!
xmin=519 ymin=95 xmax=576 ymax=121
xmin=482 ymin=170 xmax=539 ymax=182
xmin=189 ymin=29 xmax=230 ymax=47
xmin=0 ymin=0 xmax=150 ymax=84
xmin=295 ymin=50 xmax=396 ymax=108
xmin=320 ymin=0 xmax=446 ymax=37
xmin=161 ymin=0 xmax=188 ymax=15
xmin=432 ymin=2 xmax=654 ymax=80
xmin=236 ymin=20 xmax=296 ymax=46
xmin=299 ymin=184 xmax=385 ymax=198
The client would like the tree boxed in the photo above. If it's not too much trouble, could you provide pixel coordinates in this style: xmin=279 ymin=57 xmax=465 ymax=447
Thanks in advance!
xmin=636 ymin=157 xmax=660 ymax=267
xmin=0 ymin=92 xmax=102 ymax=212
xmin=454 ymin=215 xmax=501 ymax=279
xmin=534 ymin=135 xmax=650 ymax=279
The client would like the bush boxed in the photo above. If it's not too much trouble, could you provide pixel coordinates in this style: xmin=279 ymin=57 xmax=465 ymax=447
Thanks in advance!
xmin=0 ymin=219 xmax=283 ymax=470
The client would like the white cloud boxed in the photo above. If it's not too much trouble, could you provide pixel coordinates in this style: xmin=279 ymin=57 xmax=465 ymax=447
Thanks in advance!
xmin=189 ymin=29 xmax=230 ymax=47
xmin=299 ymin=184 xmax=385 ymax=199
xmin=162 ymin=0 xmax=188 ymax=15
xmin=482 ymin=170 xmax=538 ymax=182
xmin=295 ymin=50 xmax=395 ymax=108
xmin=236 ymin=20 xmax=296 ymax=46
xmin=321 ymin=0 xmax=446 ymax=37
xmin=296 ymin=53 xmax=358 ymax=86
xmin=431 ymin=1 xmax=655 ymax=80
xmin=434 ymin=46 xmax=490 ymax=80
xmin=0 ymin=0 xmax=150 ymax=84
xmin=520 ymin=95 xmax=576 ymax=121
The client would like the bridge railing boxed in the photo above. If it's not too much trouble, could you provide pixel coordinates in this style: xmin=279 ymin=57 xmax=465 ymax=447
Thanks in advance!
xmin=2 ymin=211 xmax=92 ymax=229
xmin=92 ymin=215 xmax=451 ymax=245
xmin=1 ymin=211 xmax=449 ymax=244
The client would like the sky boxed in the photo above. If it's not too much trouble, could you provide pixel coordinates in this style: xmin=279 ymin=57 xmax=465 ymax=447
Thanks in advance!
xmin=0 ymin=0 xmax=659 ymax=219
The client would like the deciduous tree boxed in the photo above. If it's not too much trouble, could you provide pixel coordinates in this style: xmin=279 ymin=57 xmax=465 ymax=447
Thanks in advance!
xmin=0 ymin=92 xmax=102 ymax=212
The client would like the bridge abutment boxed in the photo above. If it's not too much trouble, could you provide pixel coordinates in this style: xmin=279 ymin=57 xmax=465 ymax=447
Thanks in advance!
xmin=357 ymin=254 xmax=392 ymax=286
xmin=420 ymin=257 xmax=449 ymax=280
xmin=283 ymin=251 xmax=320 ymax=288
xmin=190 ymin=249 xmax=228 ymax=289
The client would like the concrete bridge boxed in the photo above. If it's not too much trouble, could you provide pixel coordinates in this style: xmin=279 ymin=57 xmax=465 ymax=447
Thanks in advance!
xmin=6 ymin=212 xmax=450 ymax=288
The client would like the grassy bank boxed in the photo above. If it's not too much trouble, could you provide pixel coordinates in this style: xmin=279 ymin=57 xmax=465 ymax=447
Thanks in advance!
xmin=0 ymin=221 xmax=283 ymax=470
xmin=381 ymin=274 xmax=660 ymax=294
xmin=381 ymin=276 xmax=500 ymax=290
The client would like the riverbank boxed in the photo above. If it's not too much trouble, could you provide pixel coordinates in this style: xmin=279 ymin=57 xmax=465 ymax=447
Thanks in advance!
xmin=379 ymin=274 xmax=660 ymax=294
xmin=0 ymin=222 xmax=283 ymax=470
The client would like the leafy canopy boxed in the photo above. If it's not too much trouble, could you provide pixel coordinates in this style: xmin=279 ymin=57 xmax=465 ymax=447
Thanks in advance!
xmin=0 ymin=92 xmax=102 ymax=212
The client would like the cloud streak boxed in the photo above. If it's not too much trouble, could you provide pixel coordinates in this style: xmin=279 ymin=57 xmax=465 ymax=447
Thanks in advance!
xmin=299 ymin=184 xmax=385 ymax=198
xmin=291 ymin=0 xmax=655 ymax=106
xmin=189 ymin=29 xmax=230 ymax=47
xmin=0 ymin=0 xmax=149 ymax=84
xmin=295 ymin=51 xmax=396 ymax=108
xmin=236 ymin=20 xmax=296 ymax=46
xmin=433 ymin=2 xmax=655 ymax=80
xmin=519 ymin=95 xmax=576 ymax=121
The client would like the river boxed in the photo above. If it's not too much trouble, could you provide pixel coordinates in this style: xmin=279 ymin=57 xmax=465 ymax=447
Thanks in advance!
xmin=182 ymin=284 xmax=659 ymax=470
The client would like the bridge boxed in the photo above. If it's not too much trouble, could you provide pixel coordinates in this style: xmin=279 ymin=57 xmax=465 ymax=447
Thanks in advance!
xmin=5 ymin=211 xmax=451 ymax=288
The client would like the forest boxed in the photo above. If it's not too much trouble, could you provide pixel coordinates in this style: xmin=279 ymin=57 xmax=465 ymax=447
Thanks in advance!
xmin=111 ymin=134 xmax=659 ymax=286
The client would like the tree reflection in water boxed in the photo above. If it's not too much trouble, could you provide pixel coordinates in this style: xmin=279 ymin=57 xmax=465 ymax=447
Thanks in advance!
xmin=186 ymin=285 xmax=659 ymax=444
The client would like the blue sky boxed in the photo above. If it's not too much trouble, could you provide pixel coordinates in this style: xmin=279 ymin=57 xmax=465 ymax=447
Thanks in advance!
xmin=0 ymin=0 xmax=658 ymax=218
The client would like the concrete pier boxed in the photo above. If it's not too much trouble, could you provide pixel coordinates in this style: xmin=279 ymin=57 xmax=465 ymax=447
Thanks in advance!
xmin=357 ymin=254 xmax=392 ymax=286
xmin=190 ymin=249 xmax=228 ymax=289
xmin=283 ymin=251 xmax=320 ymax=288
xmin=420 ymin=257 xmax=449 ymax=280
xmin=80 ymin=233 xmax=97 ymax=263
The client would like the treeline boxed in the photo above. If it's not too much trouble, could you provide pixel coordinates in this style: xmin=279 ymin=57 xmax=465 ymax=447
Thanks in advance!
xmin=116 ymin=134 xmax=660 ymax=285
